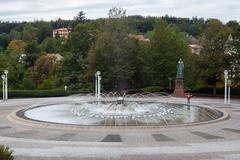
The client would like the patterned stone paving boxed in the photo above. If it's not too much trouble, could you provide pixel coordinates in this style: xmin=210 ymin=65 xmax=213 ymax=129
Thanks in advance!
xmin=232 ymin=110 xmax=240 ymax=112
xmin=222 ymin=128 xmax=240 ymax=134
xmin=49 ymin=133 xmax=77 ymax=141
xmin=101 ymin=134 xmax=122 ymax=142
xmin=0 ymin=126 xmax=11 ymax=130
xmin=152 ymin=134 xmax=175 ymax=142
xmin=191 ymin=131 xmax=224 ymax=139
xmin=0 ymin=97 xmax=240 ymax=160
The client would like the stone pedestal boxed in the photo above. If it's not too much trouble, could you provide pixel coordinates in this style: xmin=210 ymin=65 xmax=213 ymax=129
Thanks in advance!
xmin=173 ymin=77 xmax=185 ymax=97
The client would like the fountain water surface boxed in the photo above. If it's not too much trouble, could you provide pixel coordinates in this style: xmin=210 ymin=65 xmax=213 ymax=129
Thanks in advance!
xmin=19 ymin=92 xmax=224 ymax=126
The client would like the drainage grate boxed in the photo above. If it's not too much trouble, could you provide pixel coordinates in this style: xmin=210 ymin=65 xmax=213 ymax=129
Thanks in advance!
xmin=192 ymin=131 xmax=224 ymax=139
xmin=152 ymin=134 xmax=175 ymax=142
xmin=101 ymin=134 xmax=122 ymax=142
xmin=222 ymin=128 xmax=240 ymax=133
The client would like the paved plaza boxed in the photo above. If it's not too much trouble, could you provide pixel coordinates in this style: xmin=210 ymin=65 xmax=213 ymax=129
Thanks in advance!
xmin=0 ymin=96 xmax=240 ymax=160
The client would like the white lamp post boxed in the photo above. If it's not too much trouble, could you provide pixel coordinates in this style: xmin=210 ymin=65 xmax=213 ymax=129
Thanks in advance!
xmin=98 ymin=76 xmax=101 ymax=99
xmin=1 ymin=75 xmax=5 ymax=100
xmin=4 ymin=70 xmax=8 ymax=100
xmin=95 ymin=73 xmax=98 ymax=98
xmin=224 ymin=70 xmax=228 ymax=104
xmin=228 ymin=80 xmax=231 ymax=104
xmin=95 ymin=71 xmax=101 ymax=99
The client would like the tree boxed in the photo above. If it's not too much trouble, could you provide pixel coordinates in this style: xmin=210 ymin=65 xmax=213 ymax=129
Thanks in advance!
xmin=0 ymin=34 xmax=10 ymax=53
xmin=72 ymin=11 xmax=86 ymax=28
xmin=86 ymin=7 xmax=149 ymax=90
xmin=149 ymin=20 xmax=190 ymax=87
xmin=74 ymin=11 xmax=86 ymax=23
xmin=227 ymin=21 xmax=239 ymax=37
xmin=24 ymin=41 xmax=40 ymax=68
xmin=57 ymin=24 xmax=94 ymax=90
xmin=32 ymin=54 xmax=57 ymax=85
xmin=227 ymin=26 xmax=240 ymax=87
xmin=40 ymin=37 xmax=55 ymax=53
xmin=65 ymin=23 xmax=95 ymax=58
xmin=9 ymin=29 xmax=21 ymax=40
xmin=108 ymin=7 xmax=126 ymax=19
xmin=34 ymin=21 xmax=53 ymax=43
xmin=7 ymin=40 xmax=26 ymax=54
xmin=198 ymin=20 xmax=231 ymax=94
xmin=57 ymin=52 xmax=85 ymax=89
xmin=22 ymin=24 xmax=39 ymax=42
xmin=0 ymin=48 xmax=25 ymax=89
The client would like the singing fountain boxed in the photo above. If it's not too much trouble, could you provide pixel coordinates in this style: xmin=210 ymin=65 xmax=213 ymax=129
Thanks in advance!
xmin=16 ymin=92 xmax=224 ymax=127
xmin=15 ymin=69 xmax=225 ymax=127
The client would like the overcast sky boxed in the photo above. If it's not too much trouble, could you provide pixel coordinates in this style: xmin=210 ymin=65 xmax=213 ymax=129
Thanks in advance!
xmin=0 ymin=0 xmax=239 ymax=22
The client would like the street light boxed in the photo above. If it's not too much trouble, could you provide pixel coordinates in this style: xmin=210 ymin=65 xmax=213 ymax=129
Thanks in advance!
xmin=228 ymin=80 xmax=231 ymax=104
xmin=4 ymin=70 xmax=8 ymax=100
xmin=98 ymin=76 xmax=101 ymax=99
xmin=95 ymin=73 xmax=98 ymax=98
xmin=224 ymin=70 xmax=228 ymax=104
xmin=95 ymin=71 xmax=101 ymax=99
xmin=1 ymin=75 xmax=5 ymax=100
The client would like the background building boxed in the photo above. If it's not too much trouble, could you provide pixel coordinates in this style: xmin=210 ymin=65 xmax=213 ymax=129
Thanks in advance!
xmin=53 ymin=28 xmax=71 ymax=39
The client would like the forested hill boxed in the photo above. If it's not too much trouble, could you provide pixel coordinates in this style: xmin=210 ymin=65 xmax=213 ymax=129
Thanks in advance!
xmin=0 ymin=8 xmax=239 ymax=95
xmin=0 ymin=15 xmax=216 ymax=36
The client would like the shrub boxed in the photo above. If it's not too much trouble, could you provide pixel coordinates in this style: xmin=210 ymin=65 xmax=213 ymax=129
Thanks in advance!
xmin=126 ymin=86 xmax=164 ymax=94
xmin=0 ymin=145 xmax=14 ymax=160
xmin=141 ymin=86 xmax=163 ymax=92
xmin=0 ymin=89 xmax=79 ymax=98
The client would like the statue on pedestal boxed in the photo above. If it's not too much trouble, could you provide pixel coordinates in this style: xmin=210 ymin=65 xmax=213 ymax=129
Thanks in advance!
xmin=177 ymin=58 xmax=184 ymax=78
xmin=173 ymin=58 xmax=185 ymax=97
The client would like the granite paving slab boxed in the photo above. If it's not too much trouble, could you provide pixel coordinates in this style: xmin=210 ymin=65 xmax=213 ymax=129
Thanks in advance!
xmin=191 ymin=131 xmax=224 ymax=139
xmin=222 ymin=128 xmax=240 ymax=134
xmin=152 ymin=134 xmax=175 ymax=142
xmin=101 ymin=135 xmax=122 ymax=142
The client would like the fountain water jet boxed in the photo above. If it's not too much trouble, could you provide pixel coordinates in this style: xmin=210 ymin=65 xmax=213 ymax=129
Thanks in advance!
xmin=17 ymin=92 xmax=224 ymax=127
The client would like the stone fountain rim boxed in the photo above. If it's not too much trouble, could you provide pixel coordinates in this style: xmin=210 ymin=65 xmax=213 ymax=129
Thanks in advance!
xmin=8 ymin=100 xmax=229 ymax=131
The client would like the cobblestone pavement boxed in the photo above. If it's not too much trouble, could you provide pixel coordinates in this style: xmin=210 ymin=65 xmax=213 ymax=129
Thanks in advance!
xmin=0 ymin=96 xmax=240 ymax=160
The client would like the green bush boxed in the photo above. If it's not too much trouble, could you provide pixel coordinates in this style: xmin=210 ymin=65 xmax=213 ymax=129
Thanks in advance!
xmin=190 ymin=87 xmax=240 ymax=95
xmin=126 ymin=86 xmax=164 ymax=94
xmin=0 ymin=89 xmax=79 ymax=98
xmin=0 ymin=145 xmax=14 ymax=160
xmin=141 ymin=86 xmax=163 ymax=92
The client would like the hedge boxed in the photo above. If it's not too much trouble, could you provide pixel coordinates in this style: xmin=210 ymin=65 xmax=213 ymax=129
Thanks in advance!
xmin=0 ymin=89 xmax=79 ymax=98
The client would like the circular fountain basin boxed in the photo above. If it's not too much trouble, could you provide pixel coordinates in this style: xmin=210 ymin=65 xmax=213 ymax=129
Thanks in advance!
xmin=18 ymin=100 xmax=224 ymax=126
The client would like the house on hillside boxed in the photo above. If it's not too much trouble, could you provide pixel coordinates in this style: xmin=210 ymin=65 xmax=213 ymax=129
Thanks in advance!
xmin=53 ymin=28 xmax=71 ymax=39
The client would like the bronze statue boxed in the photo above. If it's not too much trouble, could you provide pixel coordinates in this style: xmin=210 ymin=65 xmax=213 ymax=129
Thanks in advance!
xmin=176 ymin=58 xmax=184 ymax=78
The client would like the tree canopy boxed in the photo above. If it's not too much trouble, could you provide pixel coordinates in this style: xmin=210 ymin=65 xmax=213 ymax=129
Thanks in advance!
xmin=0 ymin=8 xmax=239 ymax=95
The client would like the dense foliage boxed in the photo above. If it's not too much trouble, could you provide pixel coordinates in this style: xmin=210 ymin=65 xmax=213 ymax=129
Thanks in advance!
xmin=0 ymin=8 xmax=239 ymax=95
xmin=0 ymin=145 xmax=14 ymax=160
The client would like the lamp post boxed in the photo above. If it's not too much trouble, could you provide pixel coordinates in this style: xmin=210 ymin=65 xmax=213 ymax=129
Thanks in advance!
xmin=95 ymin=73 xmax=98 ymax=98
xmin=95 ymin=71 xmax=101 ymax=99
xmin=228 ymin=80 xmax=231 ymax=104
xmin=224 ymin=70 xmax=228 ymax=104
xmin=98 ymin=76 xmax=101 ymax=99
xmin=4 ymin=70 xmax=8 ymax=100
xmin=64 ymin=85 xmax=68 ymax=91
xmin=1 ymin=75 xmax=5 ymax=100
